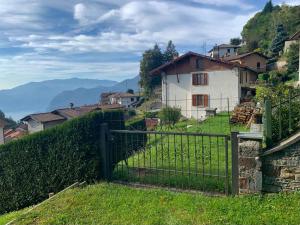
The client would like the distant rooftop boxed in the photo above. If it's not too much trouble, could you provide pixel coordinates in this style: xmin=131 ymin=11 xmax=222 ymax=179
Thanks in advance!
xmin=208 ymin=44 xmax=241 ymax=52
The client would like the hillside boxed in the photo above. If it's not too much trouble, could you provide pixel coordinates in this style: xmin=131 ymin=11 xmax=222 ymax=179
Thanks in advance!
xmin=3 ymin=182 xmax=300 ymax=225
xmin=241 ymin=4 xmax=300 ymax=54
xmin=47 ymin=76 xmax=140 ymax=110
xmin=0 ymin=78 xmax=117 ymax=114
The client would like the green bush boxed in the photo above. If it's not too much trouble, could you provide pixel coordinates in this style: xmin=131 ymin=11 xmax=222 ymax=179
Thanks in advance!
xmin=144 ymin=111 xmax=159 ymax=118
xmin=0 ymin=110 xmax=125 ymax=214
xmin=159 ymin=107 xmax=181 ymax=125
xmin=125 ymin=116 xmax=146 ymax=131
xmin=111 ymin=117 xmax=147 ymax=167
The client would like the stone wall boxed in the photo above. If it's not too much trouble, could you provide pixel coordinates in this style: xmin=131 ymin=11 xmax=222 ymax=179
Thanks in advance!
xmin=238 ymin=139 xmax=262 ymax=194
xmin=262 ymin=141 xmax=300 ymax=193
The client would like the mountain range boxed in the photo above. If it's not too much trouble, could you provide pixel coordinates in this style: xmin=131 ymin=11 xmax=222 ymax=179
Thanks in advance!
xmin=0 ymin=76 xmax=140 ymax=119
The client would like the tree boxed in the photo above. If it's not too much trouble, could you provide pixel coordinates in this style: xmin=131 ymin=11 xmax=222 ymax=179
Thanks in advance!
xmin=270 ymin=24 xmax=288 ymax=57
xmin=139 ymin=44 xmax=164 ymax=97
xmin=127 ymin=89 xmax=134 ymax=94
xmin=286 ymin=43 xmax=299 ymax=74
xmin=163 ymin=40 xmax=179 ymax=63
xmin=0 ymin=110 xmax=5 ymax=119
xmin=230 ymin=38 xmax=242 ymax=46
xmin=262 ymin=0 xmax=273 ymax=14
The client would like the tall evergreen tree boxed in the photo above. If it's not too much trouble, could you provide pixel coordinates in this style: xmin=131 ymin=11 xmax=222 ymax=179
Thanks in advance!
xmin=262 ymin=0 xmax=273 ymax=14
xmin=163 ymin=40 xmax=179 ymax=63
xmin=270 ymin=24 xmax=288 ymax=57
xmin=139 ymin=44 xmax=163 ymax=97
xmin=230 ymin=38 xmax=242 ymax=46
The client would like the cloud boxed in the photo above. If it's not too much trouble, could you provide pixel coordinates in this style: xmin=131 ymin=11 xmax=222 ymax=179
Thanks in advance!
xmin=0 ymin=53 xmax=139 ymax=89
xmin=274 ymin=0 xmax=300 ymax=6
xmin=10 ymin=1 xmax=253 ymax=54
xmin=191 ymin=0 xmax=254 ymax=9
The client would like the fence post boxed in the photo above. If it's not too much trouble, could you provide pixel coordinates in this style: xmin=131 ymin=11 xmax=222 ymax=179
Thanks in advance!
xmin=264 ymin=99 xmax=272 ymax=148
xmin=231 ymin=132 xmax=239 ymax=195
xmin=100 ymin=123 xmax=112 ymax=181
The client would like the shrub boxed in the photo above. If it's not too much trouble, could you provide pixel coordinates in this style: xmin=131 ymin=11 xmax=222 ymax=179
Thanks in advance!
xmin=0 ymin=110 xmax=125 ymax=214
xmin=144 ymin=111 xmax=159 ymax=118
xmin=126 ymin=116 xmax=146 ymax=131
xmin=159 ymin=107 xmax=181 ymax=125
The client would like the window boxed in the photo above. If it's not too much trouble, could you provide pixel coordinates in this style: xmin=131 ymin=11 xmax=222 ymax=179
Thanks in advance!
xmin=196 ymin=58 xmax=204 ymax=70
xmin=131 ymin=98 xmax=134 ymax=102
xmin=192 ymin=94 xmax=209 ymax=107
xmin=192 ymin=73 xmax=208 ymax=85
xmin=257 ymin=62 xmax=261 ymax=69
xmin=227 ymin=48 xmax=231 ymax=53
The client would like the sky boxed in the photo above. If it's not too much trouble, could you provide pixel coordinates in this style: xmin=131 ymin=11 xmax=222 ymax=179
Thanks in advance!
xmin=0 ymin=0 xmax=299 ymax=90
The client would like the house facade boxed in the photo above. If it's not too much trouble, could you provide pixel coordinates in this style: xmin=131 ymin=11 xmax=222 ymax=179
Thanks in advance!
xmin=21 ymin=104 xmax=124 ymax=134
xmin=22 ymin=113 xmax=66 ymax=133
xmin=109 ymin=93 xmax=140 ymax=108
xmin=223 ymin=52 xmax=268 ymax=73
xmin=209 ymin=44 xmax=241 ymax=58
xmin=150 ymin=52 xmax=258 ymax=120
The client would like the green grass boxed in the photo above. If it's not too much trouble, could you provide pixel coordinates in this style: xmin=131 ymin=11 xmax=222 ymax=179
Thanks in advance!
xmin=6 ymin=182 xmax=300 ymax=225
xmin=112 ymin=114 xmax=248 ymax=193
xmin=0 ymin=208 xmax=27 ymax=225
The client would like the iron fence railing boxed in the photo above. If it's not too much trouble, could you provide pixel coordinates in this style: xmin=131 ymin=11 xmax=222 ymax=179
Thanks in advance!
xmin=109 ymin=129 xmax=231 ymax=195
xmin=264 ymin=90 xmax=300 ymax=147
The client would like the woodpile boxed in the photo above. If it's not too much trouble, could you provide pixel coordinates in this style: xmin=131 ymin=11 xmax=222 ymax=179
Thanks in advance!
xmin=230 ymin=102 xmax=259 ymax=125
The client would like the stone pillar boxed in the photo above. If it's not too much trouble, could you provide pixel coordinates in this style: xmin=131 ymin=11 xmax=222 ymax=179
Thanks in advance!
xmin=238 ymin=139 xmax=263 ymax=194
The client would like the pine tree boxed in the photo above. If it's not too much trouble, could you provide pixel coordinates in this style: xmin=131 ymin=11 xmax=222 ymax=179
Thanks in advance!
xmin=270 ymin=24 xmax=288 ymax=57
xmin=163 ymin=40 xmax=179 ymax=63
xmin=139 ymin=44 xmax=163 ymax=97
xmin=262 ymin=0 xmax=273 ymax=14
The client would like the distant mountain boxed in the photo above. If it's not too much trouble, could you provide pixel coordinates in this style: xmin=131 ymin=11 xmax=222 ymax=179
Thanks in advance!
xmin=0 ymin=78 xmax=118 ymax=113
xmin=47 ymin=76 xmax=140 ymax=110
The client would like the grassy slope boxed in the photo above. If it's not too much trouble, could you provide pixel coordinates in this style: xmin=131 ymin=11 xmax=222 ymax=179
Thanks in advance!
xmin=113 ymin=114 xmax=248 ymax=192
xmin=5 ymin=183 xmax=300 ymax=225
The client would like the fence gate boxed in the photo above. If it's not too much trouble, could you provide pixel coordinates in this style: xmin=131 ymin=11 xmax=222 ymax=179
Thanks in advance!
xmin=104 ymin=127 xmax=238 ymax=195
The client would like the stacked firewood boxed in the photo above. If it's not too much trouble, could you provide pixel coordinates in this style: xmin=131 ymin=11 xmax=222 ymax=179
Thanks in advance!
xmin=230 ymin=102 xmax=257 ymax=125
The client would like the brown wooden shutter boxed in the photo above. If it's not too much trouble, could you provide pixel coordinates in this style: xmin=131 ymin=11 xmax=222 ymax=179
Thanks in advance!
xmin=192 ymin=95 xmax=197 ymax=106
xmin=192 ymin=74 xmax=196 ymax=85
xmin=204 ymin=95 xmax=209 ymax=107
xmin=204 ymin=73 xmax=208 ymax=85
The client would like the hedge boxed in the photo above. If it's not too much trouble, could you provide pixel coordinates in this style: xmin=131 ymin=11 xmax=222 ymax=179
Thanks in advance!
xmin=112 ymin=117 xmax=147 ymax=169
xmin=0 ymin=110 xmax=125 ymax=214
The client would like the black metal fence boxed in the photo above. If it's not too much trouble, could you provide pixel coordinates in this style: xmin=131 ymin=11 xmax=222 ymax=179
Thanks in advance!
xmin=109 ymin=129 xmax=233 ymax=195
xmin=264 ymin=90 xmax=300 ymax=147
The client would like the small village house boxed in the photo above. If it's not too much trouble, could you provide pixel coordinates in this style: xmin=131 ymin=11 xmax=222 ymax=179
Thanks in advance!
xmin=108 ymin=92 xmax=140 ymax=108
xmin=150 ymin=51 xmax=258 ymax=119
xmin=21 ymin=104 xmax=124 ymax=134
xmin=223 ymin=52 xmax=268 ymax=73
xmin=209 ymin=44 xmax=241 ymax=58
xmin=21 ymin=113 xmax=67 ymax=133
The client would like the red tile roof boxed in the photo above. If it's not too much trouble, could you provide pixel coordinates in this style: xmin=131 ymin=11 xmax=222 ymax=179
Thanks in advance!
xmin=21 ymin=112 xmax=66 ymax=123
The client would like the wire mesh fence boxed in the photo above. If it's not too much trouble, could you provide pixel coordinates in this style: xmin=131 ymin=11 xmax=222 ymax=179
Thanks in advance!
xmin=139 ymin=96 xmax=245 ymax=135
xmin=110 ymin=130 xmax=231 ymax=194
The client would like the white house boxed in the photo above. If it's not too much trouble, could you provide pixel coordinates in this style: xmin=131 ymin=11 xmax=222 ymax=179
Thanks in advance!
xmin=108 ymin=93 xmax=140 ymax=108
xmin=209 ymin=44 xmax=241 ymax=58
xmin=21 ymin=113 xmax=66 ymax=134
xmin=150 ymin=52 xmax=258 ymax=120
